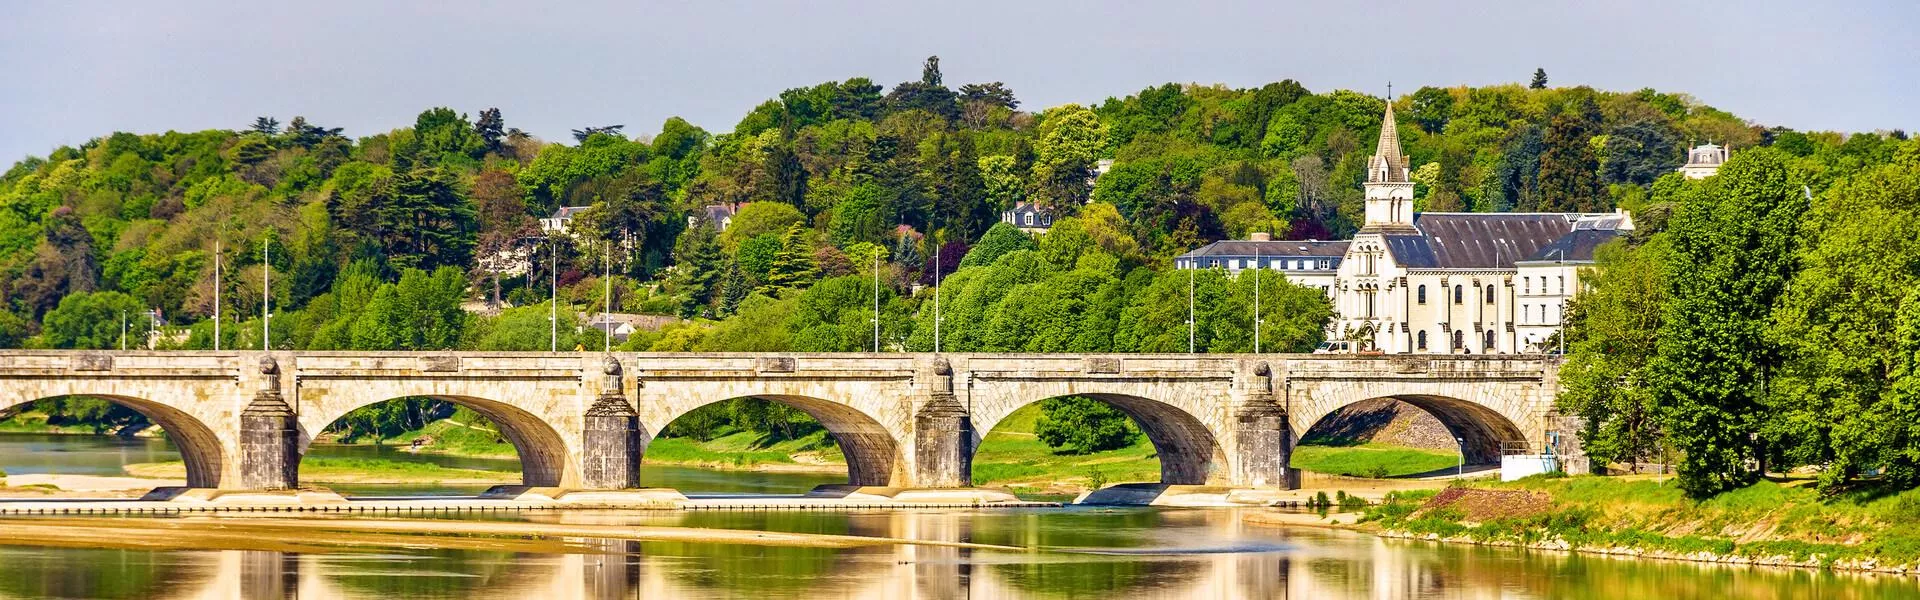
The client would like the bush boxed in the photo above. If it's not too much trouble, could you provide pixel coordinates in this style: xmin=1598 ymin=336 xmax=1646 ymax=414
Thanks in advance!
xmin=1034 ymin=396 xmax=1140 ymax=455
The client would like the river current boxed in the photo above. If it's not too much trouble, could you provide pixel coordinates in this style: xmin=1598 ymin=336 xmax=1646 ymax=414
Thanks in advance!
xmin=0 ymin=433 xmax=1914 ymax=599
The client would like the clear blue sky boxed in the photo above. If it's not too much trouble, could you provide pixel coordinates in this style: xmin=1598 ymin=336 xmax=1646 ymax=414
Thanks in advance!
xmin=2 ymin=1 xmax=1914 ymax=163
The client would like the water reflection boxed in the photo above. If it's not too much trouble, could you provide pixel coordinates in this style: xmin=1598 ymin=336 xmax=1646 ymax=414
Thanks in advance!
xmin=1 ymin=508 xmax=1915 ymax=599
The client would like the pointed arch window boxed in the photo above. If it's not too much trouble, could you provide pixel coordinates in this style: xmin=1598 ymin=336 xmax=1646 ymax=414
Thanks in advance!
xmin=1453 ymin=285 xmax=1464 ymax=305
xmin=1417 ymin=330 xmax=1429 ymax=350
xmin=1417 ymin=285 xmax=1427 ymax=304
xmin=1485 ymin=284 xmax=1496 ymax=304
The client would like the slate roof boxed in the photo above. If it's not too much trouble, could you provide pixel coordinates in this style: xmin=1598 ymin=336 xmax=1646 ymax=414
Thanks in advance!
xmin=1394 ymin=213 xmax=1581 ymax=269
xmin=1180 ymin=240 xmax=1349 ymax=259
xmin=1523 ymin=229 xmax=1621 ymax=263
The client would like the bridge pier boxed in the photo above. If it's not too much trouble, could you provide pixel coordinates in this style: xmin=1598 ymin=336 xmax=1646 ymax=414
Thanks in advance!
xmin=581 ymin=357 xmax=641 ymax=489
xmin=238 ymin=357 xmax=299 ymax=491
xmin=912 ymin=357 xmax=973 ymax=488
xmin=1233 ymin=362 xmax=1299 ymax=490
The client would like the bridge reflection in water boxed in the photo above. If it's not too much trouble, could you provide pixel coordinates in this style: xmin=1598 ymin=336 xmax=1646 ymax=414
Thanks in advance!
xmin=0 ymin=509 xmax=1905 ymax=600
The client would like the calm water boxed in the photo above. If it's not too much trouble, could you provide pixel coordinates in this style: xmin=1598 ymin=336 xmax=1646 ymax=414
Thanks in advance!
xmin=2 ymin=434 xmax=1917 ymax=599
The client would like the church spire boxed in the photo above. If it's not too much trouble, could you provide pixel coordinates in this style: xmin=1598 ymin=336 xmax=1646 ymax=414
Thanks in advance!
xmin=1360 ymin=98 xmax=1417 ymax=231
xmin=1369 ymin=102 xmax=1408 ymax=183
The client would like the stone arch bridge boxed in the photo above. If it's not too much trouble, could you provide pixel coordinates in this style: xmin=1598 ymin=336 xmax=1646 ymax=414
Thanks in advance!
xmin=0 ymin=351 xmax=1573 ymax=492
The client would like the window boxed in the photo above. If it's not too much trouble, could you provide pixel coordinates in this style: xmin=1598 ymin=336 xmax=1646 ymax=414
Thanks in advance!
xmin=1484 ymin=330 xmax=1496 ymax=351
xmin=1417 ymin=285 xmax=1428 ymax=304
xmin=1319 ymin=259 xmax=1331 ymax=269
xmin=1024 ymin=213 xmax=1034 ymax=226
xmin=1417 ymin=331 xmax=1428 ymax=350
xmin=1453 ymin=285 xmax=1464 ymax=304
xmin=1524 ymin=277 xmax=1531 ymax=294
xmin=1523 ymin=305 xmax=1530 ymax=323
xmin=1452 ymin=330 xmax=1465 ymax=350
xmin=1558 ymin=276 xmax=1566 ymax=295
xmin=1485 ymin=284 xmax=1495 ymax=304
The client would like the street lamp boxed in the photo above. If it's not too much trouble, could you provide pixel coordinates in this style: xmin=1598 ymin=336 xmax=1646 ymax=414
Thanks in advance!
xmin=1456 ymin=437 xmax=1466 ymax=478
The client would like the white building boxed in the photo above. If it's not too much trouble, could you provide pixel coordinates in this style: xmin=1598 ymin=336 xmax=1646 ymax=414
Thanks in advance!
xmin=1678 ymin=143 xmax=1729 ymax=179
xmin=1178 ymin=102 xmax=1630 ymax=354
xmin=1001 ymin=202 xmax=1055 ymax=233
xmin=541 ymin=206 xmax=591 ymax=234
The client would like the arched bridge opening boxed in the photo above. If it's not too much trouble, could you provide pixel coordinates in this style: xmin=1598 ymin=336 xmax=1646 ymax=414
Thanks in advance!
xmin=648 ymin=394 xmax=900 ymax=491
xmin=972 ymin=393 xmax=1226 ymax=488
xmin=0 ymin=395 xmax=226 ymax=488
xmin=1297 ymin=394 xmax=1527 ymax=469
xmin=300 ymin=395 xmax=570 ymax=491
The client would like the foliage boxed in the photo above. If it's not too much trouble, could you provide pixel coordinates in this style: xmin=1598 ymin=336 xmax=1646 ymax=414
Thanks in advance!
xmin=1034 ymin=396 xmax=1140 ymax=454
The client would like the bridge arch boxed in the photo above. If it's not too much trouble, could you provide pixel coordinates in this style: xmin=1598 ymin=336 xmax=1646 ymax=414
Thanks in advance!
xmin=298 ymin=394 xmax=571 ymax=488
xmin=972 ymin=392 xmax=1228 ymax=486
xmin=1293 ymin=392 xmax=1531 ymax=465
xmin=650 ymin=394 xmax=901 ymax=487
xmin=0 ymin=394 xmax=226 ymax=488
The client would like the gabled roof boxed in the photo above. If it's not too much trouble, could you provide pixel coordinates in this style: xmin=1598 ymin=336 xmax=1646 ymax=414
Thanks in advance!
xmin=552 ymin=206 xmax=591 ymax=219
xmin=1398 ymin=213 xmax=1579 ymax=269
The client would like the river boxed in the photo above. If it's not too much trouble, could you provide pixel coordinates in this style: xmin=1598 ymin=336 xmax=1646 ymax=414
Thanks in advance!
xmin=0 ymin=433 xmax=1915 ymax=599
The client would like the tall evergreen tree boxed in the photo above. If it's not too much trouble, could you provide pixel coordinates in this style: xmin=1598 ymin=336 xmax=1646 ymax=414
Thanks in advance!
xmin=475 ymin=108 xmax=505 ymax=152
xmin=1537 ymin=100 xmax=1606 ymax=212
xmin=1531 ymin=68 xmax=1549 ymax=89
xmin=765 ymin=224 xmax=818 ymax=291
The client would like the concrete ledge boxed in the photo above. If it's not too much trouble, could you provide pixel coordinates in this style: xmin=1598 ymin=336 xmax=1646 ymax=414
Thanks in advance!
xmin=1075 ymin=483 xmax=1291 ymax=507
xmin=479 ymin=486 xmax=688 ymax=508
xmin=142 ymin=487 xmax=350 ymax=505
xmin=807 ymin=485 xmax=1024 ymax=505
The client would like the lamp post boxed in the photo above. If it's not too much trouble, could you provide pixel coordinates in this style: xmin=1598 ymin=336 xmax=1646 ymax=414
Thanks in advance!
xmin=602 ymin=250 xmax=612 ymax=353
xmin=1187 ymin=263 xmax=1196 ymax=353
xmin=871 ymin=250 xmax=881 ymax=353
xmin=549 ymin=238 xmax=558 ymax=352
xmin=119 ymin=310 xmax=127 ymax=351
xmin=1253 ymin=246 xmax=1262 ymax=354
xmin=213 ymin=238 xmax=221 ymax=351
xmin=1456 ymin=437 xmax=1466 ymax=478
xmin=261 ymin=238 xmax=270 ymax=351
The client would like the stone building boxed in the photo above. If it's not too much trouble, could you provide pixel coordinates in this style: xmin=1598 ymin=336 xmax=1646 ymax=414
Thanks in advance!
xmin=1178 ymin=102 xmax=1631 ymax=354
xmin=1678 ymin=143 xmax=1730 ymax=179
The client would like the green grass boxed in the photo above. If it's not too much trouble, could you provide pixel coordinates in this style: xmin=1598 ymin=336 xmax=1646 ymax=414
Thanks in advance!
xmin=377 ymin=419 xmax=519 ymax=458
xmin=969 ymin=404 xmax=1161 ymax=490
xmin=1361 ymin=475 xmax=1920 ymax=568
xmin=645 ymin=429 xmax=843 ymax=469
xmin=1289 ymin=443 xmax=1461 ymax=478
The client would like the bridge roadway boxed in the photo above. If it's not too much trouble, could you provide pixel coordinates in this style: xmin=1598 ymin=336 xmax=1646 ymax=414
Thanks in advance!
xmin=0 ymin=351 xmax=1575 ymax=494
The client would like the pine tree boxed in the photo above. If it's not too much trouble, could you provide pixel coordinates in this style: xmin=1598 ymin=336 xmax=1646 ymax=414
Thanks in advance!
xmin=475 ymin=108 xmax=505 ymax=152
xmin=765 ymin=224 xmax=818 ymax=291
xmin=719 ymin=260 xmax=749 ymax=315
xmin=671 ymin=223 xmax=724 ymax=317
xmin=1531 ymin=68 xmax=1549 ymax=89
xmin=1537 ymin=99 xmax=1605 ymax=212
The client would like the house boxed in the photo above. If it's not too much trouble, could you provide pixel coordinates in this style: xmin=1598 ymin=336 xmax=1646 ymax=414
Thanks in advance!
xmin=1173 ymin=234 xmax=1347 ymax=295
xmin=1178 ymin=102 xmax=1631 ymax=354
xmin=1001 ymin=202 xmax=1054 ymax=233
xmin=1678 ymin=143 xmax=1730 ymax=179
xmin=476 ymin=242 xmax=533 ymax=277
xmin=688 ymin=203 xmax=740 ymax=232
xmin=542 ymin=206 xmax=591 ymax=234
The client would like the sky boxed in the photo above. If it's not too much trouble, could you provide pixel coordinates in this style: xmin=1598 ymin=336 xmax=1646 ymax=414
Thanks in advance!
xmin=2 ymin=1 xmax=1916 ymax=163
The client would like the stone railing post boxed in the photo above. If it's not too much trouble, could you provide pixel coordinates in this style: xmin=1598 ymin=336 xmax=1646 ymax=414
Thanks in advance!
xmin=239 ymin=354 xmax=299 ymax=490
xmin=912 ymin=356 xmax=973 ymax=488
xmin=1233 ymin=359 xmax=1298 ymax=490
xmin=581 ymin=355 xmax=641 ymax=489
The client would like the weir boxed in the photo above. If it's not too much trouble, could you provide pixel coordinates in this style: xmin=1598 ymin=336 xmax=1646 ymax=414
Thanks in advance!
xmin=0 ymin=350 xmax=1581 ymax=500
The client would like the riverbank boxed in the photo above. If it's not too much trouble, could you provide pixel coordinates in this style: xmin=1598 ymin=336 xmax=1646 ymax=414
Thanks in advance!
xmin=1332 ymin=475 xmax=1920 ymax=575
xmin=124 ymin=457 xmax=517 ymax=485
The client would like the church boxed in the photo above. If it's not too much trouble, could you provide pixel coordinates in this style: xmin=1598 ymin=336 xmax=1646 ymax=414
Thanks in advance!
xmin=1176 ymin=102 xmax=1633 ymax=354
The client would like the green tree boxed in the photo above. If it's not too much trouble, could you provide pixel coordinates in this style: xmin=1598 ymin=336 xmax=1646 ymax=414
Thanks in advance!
xmin=381 ymin=167 xmax=478 ymax=271
xmin=1646 ymin=149 xmax=1807 ymax=498
xmin=959 ymin=222 xmax=1036 ymax=268
xmin=766 ymin=224 xmax=818 ymax=291
xmin=36 ymin=291 xmax=146 ymax=349
xmin=671 ymin=223 xmax=724 ymax=317
xmin=720 ymin=202 xmax=807 ymax=250
xmin=1035 ymin=397 xmax=1140 ymax=454
xmin=1561 ymin=236 xmax=1670 ymax=470
xmin=1029 ymin=105 xmax=1108 ymax=209
xmin=1531 ymin=68 xmax=1549 ymax=89
xmin=1538 ymin=100 xmax=1606 ymax=212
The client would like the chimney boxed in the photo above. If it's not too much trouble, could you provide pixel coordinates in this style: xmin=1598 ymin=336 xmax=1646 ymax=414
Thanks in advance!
xmin=1249 ymin=232 xmax=1272 ymax=242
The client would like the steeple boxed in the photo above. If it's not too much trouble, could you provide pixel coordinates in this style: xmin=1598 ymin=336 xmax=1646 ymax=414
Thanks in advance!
xmin=1361 ymin=99 xmax=1417 ymax=231
xmin=1368 ymin=102 xmax=1409 ymax=183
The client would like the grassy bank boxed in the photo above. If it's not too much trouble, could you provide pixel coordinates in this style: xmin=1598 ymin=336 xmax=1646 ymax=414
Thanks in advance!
xmin=644 ymin=430 xmax=844 ymax=472
xmin=1289 ymin=443 xmax=1460 ymax=478
xmin=126 ymin=457 xmax=516 ymax=484
xmin=1356 ymin=475 xmax=1920 ymax=572
xmin=969 ymin=404 xmax=1160 ymax=495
